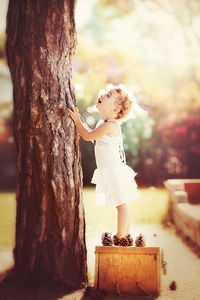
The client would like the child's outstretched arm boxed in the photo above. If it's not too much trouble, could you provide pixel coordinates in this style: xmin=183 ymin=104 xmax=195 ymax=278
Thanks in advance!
xmin=80 ymin=116 xmax=92 ymax=133
xmin=67 ymin=107 xmax=117 ymax=141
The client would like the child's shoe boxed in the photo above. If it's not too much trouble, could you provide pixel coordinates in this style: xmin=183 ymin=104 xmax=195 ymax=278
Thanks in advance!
xmin=113 ymin=235 xmax=121 ymax=246
xmin=102 ymin=232 xmax=113 ymax=246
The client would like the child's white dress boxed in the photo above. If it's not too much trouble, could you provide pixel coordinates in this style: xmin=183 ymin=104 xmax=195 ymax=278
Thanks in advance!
xmin=91 ymin=119 xmax=140 ymax=207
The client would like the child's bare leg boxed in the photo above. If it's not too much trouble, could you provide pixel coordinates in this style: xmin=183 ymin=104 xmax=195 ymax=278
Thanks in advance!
xmin=127 ymin=207 xmax=131 ymax=234
xmin=116 ymin=203 xmax=131 ymax=237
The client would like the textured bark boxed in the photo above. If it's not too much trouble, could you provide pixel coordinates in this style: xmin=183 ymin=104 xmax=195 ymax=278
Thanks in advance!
xmin=6 ymin=0 xmax=87 ymax=287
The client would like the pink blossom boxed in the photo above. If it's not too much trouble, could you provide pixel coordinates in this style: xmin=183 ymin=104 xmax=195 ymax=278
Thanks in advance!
xmin=161 ymin=136 xmax=168 ymax=143
xmin=190 ymin=146 xmax=200 ymax=154
xmin=190 ymin=131 xmax=197 ymax=141
xmin=175 ymin=126 xmax=187 ymax=136
xmin=156 ymin=125 xmax=163 ymax=132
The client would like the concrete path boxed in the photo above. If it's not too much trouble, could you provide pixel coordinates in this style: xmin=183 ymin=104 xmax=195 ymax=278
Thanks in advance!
xmin=86 ymin=224 xmax=200 ymax=300
xmin=0 ymin=224 xmax=200 ymax=299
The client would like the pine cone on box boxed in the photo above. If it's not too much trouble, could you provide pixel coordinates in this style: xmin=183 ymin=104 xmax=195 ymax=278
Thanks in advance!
xmin=126 ymin=234 xmax=133 ymax=246
xmin=113 ymin=235 xmax=121 ymax=246
xmin=120 ymin=237 xmax=129 ymax=246
xmin=102 ymin=232 xmax=113 ymax=246
xmin=135 ymin=233 xmax=145 ymax=247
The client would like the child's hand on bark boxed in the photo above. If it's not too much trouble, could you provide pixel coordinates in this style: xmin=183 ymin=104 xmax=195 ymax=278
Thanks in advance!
xmin=67 ymin=107 xmax=81 ymax=123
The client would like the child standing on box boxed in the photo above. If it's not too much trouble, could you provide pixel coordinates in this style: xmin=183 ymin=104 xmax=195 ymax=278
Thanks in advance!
xmin=68 ymin=86 xmax=140 ymax=246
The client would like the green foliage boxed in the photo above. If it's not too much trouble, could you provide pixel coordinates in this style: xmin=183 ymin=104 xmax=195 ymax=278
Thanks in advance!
xmin=74 ymin=71 xmax=106 ymax=112
xmin=95 ymin=0 xmax=134 ymax=19
xmin=122 ymin=114 xmax=155 ymax=166
xmin=1 ymin=0 xmax=200 ymax=188
xmin=73 ymin=0 xmax=200 ymax=185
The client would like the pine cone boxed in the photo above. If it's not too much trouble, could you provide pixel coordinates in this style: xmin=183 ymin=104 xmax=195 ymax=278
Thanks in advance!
xmin=102 ymin=232 xmax=113 ymax=246
xmin=120 ymin=237 xmax=129 ymax=246
xmin=135 ymin=234 xmax=145 ymax=247
xmin=126 ymin=234 xmax=133 ymax=246
xmin=169 ymin=281 xmax=177 ymax=290
xmin=113 ymin=235 xmax=121 ymax=246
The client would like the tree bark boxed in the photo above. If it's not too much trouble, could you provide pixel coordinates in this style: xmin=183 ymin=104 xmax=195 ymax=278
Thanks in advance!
xmin=6 ymin=0 xmax=87 ymax=287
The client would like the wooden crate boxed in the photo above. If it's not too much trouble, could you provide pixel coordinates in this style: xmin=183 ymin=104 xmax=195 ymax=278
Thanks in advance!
xmin=94 ymin=246 xmax=161 ymax=296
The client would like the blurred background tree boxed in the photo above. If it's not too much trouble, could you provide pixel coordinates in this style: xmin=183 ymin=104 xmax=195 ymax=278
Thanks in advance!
xmin=0 ymin=2 xmax=15 ymax=190
xmin=0 ymin=0 xmax=200 ymax=189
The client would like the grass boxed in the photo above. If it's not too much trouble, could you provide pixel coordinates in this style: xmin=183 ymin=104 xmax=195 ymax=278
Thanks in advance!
xmin=0 ymin=187 xmax=169 ymax=248
xmin=0 ymin=193 xmax=16 ymax=249
xmin=0 ymin=188 xmax=169 ymax=283
xmin=83 ymin=186 xmax=169 ymax=239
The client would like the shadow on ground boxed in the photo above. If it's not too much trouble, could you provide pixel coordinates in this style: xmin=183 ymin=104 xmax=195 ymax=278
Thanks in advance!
xmin=0 ymin=270 xmax=157 ymax=300
xmin=0 ymin=269 xmax=88 ymax=300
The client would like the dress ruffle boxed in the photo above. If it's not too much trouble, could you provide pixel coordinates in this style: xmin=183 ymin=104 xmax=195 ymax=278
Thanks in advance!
xmin=91 ymin=163 xmax=140 ymax=207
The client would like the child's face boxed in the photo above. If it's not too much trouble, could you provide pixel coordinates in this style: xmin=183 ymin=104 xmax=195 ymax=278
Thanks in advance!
xmin=96 ymin=89 xmax=118 ymax=118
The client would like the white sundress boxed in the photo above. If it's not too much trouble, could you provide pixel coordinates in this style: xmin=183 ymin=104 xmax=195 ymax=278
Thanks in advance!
xmin=91 ymin=119 xmax=140 ymax=207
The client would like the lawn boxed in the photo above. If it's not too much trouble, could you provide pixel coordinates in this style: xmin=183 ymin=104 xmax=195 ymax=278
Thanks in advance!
xmin=0 ymin=187 xmax=169 ymax=284
xmin=0 ymin=187 xmax=169 ymax=249
xmin=0 ymin=193 xmax=16 ymax=249
xmin=83 ymin=187 xmax=169 ymax=239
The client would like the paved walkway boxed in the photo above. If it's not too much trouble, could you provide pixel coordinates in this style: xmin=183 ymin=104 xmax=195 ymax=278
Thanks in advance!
xmin=0 ymin=224 xmax=200 ymax=299
xmin=86 ymin=224 xmax=200 ymax=300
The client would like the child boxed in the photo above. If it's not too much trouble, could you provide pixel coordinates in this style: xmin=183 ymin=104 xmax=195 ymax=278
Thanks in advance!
xmin=68 ymin=86 xmax=140 ymax=246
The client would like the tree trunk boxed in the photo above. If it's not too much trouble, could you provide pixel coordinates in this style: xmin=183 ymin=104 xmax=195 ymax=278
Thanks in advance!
xmin=6 ymin=0 xmax=87 ymax=288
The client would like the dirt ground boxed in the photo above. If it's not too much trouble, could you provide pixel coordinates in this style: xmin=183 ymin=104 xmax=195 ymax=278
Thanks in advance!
xmin=0 ymin=223 xmax=200 ymax=300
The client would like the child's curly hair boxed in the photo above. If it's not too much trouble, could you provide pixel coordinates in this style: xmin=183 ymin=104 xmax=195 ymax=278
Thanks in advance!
xmin=111 ymin=87 xmax=133 ymax=120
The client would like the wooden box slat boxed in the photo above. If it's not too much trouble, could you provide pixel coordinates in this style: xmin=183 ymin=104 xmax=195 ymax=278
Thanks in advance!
xmin=94 ymin=246 xmax=161 ymax=296
xmin=95 ymin=246 xmax=160 ymax=254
